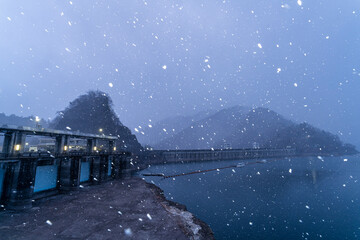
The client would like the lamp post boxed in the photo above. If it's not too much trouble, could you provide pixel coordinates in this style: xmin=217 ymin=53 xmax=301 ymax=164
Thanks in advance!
xmin=35 ymin=116 xmax=41 ymax=128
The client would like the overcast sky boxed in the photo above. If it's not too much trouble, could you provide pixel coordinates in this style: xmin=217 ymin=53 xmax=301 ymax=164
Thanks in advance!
xmin=1 ymin=0 xmax=360 ymax=147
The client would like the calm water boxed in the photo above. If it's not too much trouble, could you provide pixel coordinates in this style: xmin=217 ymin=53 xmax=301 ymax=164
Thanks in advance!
xmin=140 ymin=155 xmax=360 ymax=240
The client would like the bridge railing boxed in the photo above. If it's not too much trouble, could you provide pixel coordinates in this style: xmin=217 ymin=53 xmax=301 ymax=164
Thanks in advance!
xmin=159 ymin=148 xmax=296 ymax=163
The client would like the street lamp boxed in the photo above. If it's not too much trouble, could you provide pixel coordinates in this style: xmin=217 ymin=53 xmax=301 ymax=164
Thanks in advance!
xmin=35 ymin=116 xmax=41 ymax=128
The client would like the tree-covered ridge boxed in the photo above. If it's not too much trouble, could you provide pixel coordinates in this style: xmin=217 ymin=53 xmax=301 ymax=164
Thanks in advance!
xmin=153 ymin=106 xmax=357 ymax=155
xmin=266 ymin=122 xmax=358 ymax=155
xmin=0 ymin=113 xmax=48 ymax=127
xmin=50 ymin=90 xmax=142 ymax=152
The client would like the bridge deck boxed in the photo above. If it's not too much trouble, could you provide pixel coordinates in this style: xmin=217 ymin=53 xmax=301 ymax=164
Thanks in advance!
xmin=0 ymin=125 xmax=117 ymax=140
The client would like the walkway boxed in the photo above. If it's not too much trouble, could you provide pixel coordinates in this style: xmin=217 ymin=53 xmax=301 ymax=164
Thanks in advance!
xmin=0 ymin=178 xmax=213 ymax=240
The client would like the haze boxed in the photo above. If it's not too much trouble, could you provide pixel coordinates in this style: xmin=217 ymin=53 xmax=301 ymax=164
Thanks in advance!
xmin=0 ymin=0 xmax=359 ymax=147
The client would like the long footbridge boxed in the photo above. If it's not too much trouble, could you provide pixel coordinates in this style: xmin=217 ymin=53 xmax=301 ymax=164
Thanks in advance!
xmin=0 ymin=125 xmax=131 ymax=210
xmin=141 ymin=148 xmax=296 ymax=165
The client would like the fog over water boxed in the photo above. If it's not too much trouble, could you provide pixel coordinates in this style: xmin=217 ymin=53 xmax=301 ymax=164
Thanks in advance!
xmin=0 ymin=0 xmax=359 ymax=147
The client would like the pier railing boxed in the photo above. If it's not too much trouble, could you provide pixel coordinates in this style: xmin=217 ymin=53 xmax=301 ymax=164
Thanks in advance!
xmin=140 ymin=148 xmax=296 ymax=164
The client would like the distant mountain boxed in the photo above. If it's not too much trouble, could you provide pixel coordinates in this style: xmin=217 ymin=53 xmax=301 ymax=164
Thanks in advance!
xmin=154 ymin=106 xmax=357 ymax=155
xmin=265 ymin=122 xmax=357 ymax=155
xmin=50 ymin=90 xmax=142 ymax=152
xmin=0 ymin=113 xmax=48 ymax=128
xmin=135 ymin=110 xmax=217 ymax=146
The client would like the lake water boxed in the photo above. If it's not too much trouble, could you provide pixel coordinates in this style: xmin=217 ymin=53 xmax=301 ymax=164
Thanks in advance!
xmin=140 ymin=155 xmax=360 ymax=240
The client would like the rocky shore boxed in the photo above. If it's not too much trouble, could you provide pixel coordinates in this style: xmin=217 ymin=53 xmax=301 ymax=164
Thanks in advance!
xmin=0 ymin=177 xmax=214 ymax=240
xmin=144 ymin=181 xmax=214 ymax=240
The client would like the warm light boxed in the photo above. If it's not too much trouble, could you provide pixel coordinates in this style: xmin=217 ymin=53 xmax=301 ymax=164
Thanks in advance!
xmin=99 ymin=128 xmax=103 ymax=133
xmin=113 ymin=147 xmax=117 ymax=151
xmin=14 ymin=144 xmax=21 ymax=151
xmin=35 ymin=116 xmax=41 ymax=122
xmin=64 ymin=145 xmax=68 ymax=151
xmin=93 ymin=146 xmax=97 ymax=151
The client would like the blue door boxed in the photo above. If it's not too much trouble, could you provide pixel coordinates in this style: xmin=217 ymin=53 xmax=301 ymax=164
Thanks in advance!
xmin=107 ymin=158 xmax=112 ymax=176
xmin=34 ymin=165 xmax=58 ymax=193
xmin=0 ymin=164 xmax=6 ymax=199
xmin=80 ymin=161 xmax=91 ymax=182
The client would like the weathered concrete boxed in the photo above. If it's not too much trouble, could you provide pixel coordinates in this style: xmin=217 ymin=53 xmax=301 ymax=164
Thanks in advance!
xmin=0 ymin=177 xmax=214 ymax=240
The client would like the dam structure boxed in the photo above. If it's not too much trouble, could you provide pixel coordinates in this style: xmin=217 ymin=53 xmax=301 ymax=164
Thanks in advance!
xmin=0 ymin=125 xmax=130 ymax=210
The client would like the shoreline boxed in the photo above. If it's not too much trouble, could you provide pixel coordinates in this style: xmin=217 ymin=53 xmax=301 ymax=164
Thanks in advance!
xmin=144 ymin=179 xmax=214 ymax=239
xmin=0 ymin=177 xmax=214 ymax=240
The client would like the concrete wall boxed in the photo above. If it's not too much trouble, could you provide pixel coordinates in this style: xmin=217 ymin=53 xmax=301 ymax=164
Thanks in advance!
xmin=0 ymin=153 xmax=130 ymax=210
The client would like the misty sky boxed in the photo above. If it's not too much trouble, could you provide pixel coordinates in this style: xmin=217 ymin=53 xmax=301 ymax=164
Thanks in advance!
xmin=0 ymin=0 xmax=360 ymax=147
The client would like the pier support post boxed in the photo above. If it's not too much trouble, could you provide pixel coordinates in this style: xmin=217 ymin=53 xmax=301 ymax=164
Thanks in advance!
xmin=7 ymin=157 xmax=37 ymax=210
xmin=2 ymin=132 xmax=14 ymax=157
xmin=59 ymin=157 xmax=81 ymax=191
xmin=55 ymin=136 xmax=69 ymax=154
xmin=122 ymin=156 xmax=132 ymax=179
xmin=91 ymin=156 xmax=101 ymax=184
xmin=3 ymin=132 xmax=27 ymax=157
xmin=108 ymin=141 xmax=114 ymax=153
xmin=112 ymin=155 xmax=121 ymax=179
xmin=98 ymin=155 xmax=109 ymax=182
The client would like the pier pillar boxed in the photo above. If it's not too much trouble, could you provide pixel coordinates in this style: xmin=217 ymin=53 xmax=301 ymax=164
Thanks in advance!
xmin=86 ymin=139 xmax=93 ymax=153
xmin=91 ymin=156 xmax=101 ymax=183
xmin=3 ymin=132 xmax=27 ymax=157
xmin=98 ymin=155 xmax=109 ymax=182
xmin=59 ymin=157 xmax=81 ymax=191
xmin=2 ymin=132 xmax=14 ymax=157
xmin=93 ymin=139 xmax=98 ymax=152
xmin=122 ymin=156 xmax=132 ymax=179
xmin=55 ymin=136 xmax=69 ymax=154
xmin=112 ymin=155 xmax=124 ymax=179
xmin=108 ymin=140 xmax=115 ymax=153
xmin=7 ymin=158 xmax=37 ymax=210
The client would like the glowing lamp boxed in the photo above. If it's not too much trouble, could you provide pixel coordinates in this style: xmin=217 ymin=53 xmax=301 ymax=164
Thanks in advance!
xmin=14 ymin=144 xmax=21 ymax=151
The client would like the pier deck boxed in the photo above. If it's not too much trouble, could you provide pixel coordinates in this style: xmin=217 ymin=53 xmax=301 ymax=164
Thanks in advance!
xmin=0 ymin=177 xmax=213 ymax=240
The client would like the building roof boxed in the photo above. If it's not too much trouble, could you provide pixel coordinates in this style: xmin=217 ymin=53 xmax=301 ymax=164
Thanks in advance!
xmin=0 ymin=125 xmax=117 ymax=140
